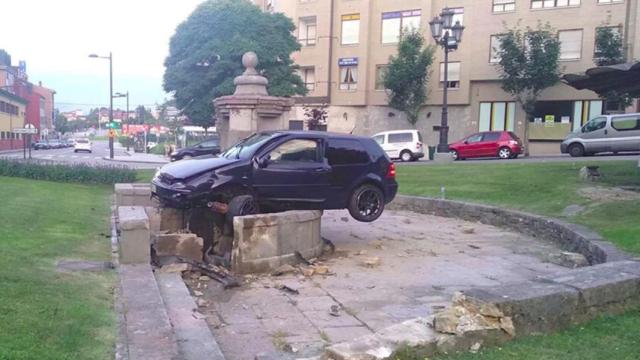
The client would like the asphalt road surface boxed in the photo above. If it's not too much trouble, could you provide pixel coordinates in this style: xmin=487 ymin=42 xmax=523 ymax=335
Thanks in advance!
xmin=1 ymin=141 xmax=160 ymax=169
xmin=398 ymin=152 xmax=640 ymax=166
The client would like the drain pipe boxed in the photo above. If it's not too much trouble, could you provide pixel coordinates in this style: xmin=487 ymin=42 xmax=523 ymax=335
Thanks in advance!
xmin=326 ymin=0 xmax=335 ymax=104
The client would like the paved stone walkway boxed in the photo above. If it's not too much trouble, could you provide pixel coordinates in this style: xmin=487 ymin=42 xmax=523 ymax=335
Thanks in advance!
xmin=188 ymin=210 xmax=568 ymax=359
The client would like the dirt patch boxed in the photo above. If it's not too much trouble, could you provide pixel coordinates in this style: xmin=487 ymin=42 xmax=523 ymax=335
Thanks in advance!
xmin=578 ymin=186 xmax=640 ymax=202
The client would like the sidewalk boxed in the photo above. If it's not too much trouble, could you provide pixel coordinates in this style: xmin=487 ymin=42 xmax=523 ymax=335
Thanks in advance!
xmin=103 ymin=150 xmax=169 ymax=165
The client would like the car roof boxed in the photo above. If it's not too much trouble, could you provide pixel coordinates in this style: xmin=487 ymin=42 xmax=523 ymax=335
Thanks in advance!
xmin=373 ymin=130 xmax=419 ymax=136
xmin=261 ymin=130 xmax=372 ymax=142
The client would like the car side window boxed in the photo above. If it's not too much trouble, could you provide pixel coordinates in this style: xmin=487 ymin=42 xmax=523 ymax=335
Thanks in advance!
xmin=388 ymin=133 xmax=412 ymax=143
xmin=582 ymin=117 xmax=607 ymax=133
xmin=201 ymin=140 xmax=219 ymax=147
xmin=268 ymin=139 xmax=320 ymax=163
xmin=611 ymin=116 xmax=640 ymax=132
xmin=466 ymin=134 xmax=483 ymax=143
xmin=482 ymin=132 xmax=501 ymax=142
xmin=373 ymin=135 xmax=384 ymax=145
xmin=326 ymin=139 xmax=370 ymax=166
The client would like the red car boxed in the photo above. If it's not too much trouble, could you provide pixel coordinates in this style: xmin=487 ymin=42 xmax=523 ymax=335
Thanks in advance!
xmin=449 ymin=131 xmax=523 ymax=160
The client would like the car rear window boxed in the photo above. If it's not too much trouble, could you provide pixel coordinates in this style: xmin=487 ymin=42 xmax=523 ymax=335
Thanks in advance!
xmin=77 ymin=139 xmax=89 ymax=144
xmin=388 ymin=132 xmax=413 ymax=143
xmin=507 ymin=132 xmax=521 ymax=142
xmin=326 ymin=138 xmax=370 ymax=165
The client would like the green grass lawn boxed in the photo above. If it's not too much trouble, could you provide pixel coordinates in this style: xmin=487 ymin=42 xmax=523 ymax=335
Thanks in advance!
xmin=394 ymin=160 xmax=640 ymax=360
xmin=0 ymin=177 xmax=115 ymax=360
xmin=398 ymin=160 xmax=640 ymax=254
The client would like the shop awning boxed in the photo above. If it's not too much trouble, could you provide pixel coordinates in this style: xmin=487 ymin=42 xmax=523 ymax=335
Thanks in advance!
xmin=562 ymin=62 xmax=640 ymax=97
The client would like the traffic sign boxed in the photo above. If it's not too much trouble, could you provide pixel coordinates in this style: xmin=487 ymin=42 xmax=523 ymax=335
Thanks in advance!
xmin=12 ymin=127 xmax=38 ymax=134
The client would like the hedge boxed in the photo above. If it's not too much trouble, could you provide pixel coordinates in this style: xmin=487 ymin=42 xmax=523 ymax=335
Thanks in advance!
xmin=0 ymin=159 xmax=137 ymax=184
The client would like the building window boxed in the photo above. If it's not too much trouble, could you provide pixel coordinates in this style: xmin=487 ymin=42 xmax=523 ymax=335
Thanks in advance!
xmin=375 ymin=65 xmax=388 ymax=90
xmin=559 ymin=29 xmax=583 ymax=60
xmin=489 ymin=35 xmax=504 ymax=63
xmin=298 ymin=67 xmax=315 ymax=91
xmin=339 ymin=66 xmax=358 ymax=91
xmin=381 ymin=9 xmax=421 ymax=44
xmin=479 ymin=102 xmax=516 ymax=131
xmin=298 ymin=16 xmax=317 ymax=46
xmin=493 ymin=0 xmax=516 ymax=12
xmin=341 ymin=14 xmax=360 ymax=45
xmin=531 ymin=0 xmax=580 ymax=9
xmin=597 ymin=0 xmax=623 ymax=3
xmin=439 ymin=62 xmax=461 ymax=89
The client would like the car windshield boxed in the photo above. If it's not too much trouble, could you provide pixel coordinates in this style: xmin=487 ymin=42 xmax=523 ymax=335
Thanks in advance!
xmin=219 ymin=133 xmax=276 ymax=160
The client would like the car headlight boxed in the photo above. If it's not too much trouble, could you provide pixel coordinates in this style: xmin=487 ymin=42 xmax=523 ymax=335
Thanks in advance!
xmin=170 ymin=152 xmax=178 ymax=156
xmin=173 ymin=182 xmax=186 ymax=189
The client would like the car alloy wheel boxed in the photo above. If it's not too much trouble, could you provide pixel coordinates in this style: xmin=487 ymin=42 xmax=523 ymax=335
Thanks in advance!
xmin=400 ymin=151 xmax=412 ymax=162
xmin=498 ymin=147 xmax=512 ymax=159
xmin=348 ymin=184 xmax=384 ymax=222
xmin=450 ymin=150 xmax=458 ymax=161
xmin=569 ymin=144 xmax=584 ymax=157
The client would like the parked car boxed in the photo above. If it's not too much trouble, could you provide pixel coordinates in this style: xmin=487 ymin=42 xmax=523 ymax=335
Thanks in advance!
xmin=170 ymin=137 xmax=221 ymax=161
xmin=152 ymin=131 xmax=398 ymax=222
xmin=67 ymin=138 xmax=77 ymax=146
xmin=48 ymin=139 xmax=63 ymax=149
xmin=561 ymin=113 xmax=640 ymax=157
xmin=32 ymin=141 xmax=50 ymax=150
xmin=449 ymin=131 xmax=523 ymax=160
xmin=372 ymin=130 xmax=424 ymax=162
xmin=74 ymin=138 xmax=92 ymax=153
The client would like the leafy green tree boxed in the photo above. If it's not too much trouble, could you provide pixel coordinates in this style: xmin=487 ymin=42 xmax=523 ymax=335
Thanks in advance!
xmin=134 ymin=106 xmax=155 ymax=124
xmin=496 ymin=23 xmax=561 ymax=155
xmin=54 ymin=113 xmax=69 ymax=134
xmin=383 ymin=29 xmax=435 ymax=126
xmin=163 ymin=0 xmax=306 ymax=128
xmin=594 ymin=26 xmax=633 ymax=111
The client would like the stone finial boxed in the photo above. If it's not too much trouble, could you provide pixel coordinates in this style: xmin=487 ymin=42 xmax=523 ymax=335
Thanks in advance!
xmin=233 ymin=51 xmax=269 ymax=96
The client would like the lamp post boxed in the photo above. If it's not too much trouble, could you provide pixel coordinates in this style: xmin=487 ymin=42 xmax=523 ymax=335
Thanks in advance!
xmin=89 ymin=52 xmax=114 ymax=159
xmin=429 ymin=9 xmax=465 ymax=155
xmin=114 ymin=91 xmax=129 ymax=151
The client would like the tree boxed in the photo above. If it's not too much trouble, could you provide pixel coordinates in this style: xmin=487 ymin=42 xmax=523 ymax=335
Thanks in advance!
xmin=135 ymin=106 xmax=155 ymax=124
xmin=163 ymin=0 xmax=306 ymax=128
xmin=54 ymin=112 xmax=69 ymax=134
xmin=303 ymin=104 xmax=328 ymax=131
xmin=496 ymin=23 xmax=561 ymax=156
xmin=594 ymin=26 xmax=633 ymax=111
xmin=383 ymin=29 xmax=435 ymax=126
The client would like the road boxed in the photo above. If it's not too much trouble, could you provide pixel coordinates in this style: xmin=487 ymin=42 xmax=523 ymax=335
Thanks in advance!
xmin=0 ymin=141 xmax=161 ymax=169
xmin=399 ymin=152 xmax=640 ymax=166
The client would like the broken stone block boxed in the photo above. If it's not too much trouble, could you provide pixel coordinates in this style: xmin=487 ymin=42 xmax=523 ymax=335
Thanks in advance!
xmin=433 ymin=308 xmax=459 ymax=334
xmin=159 ymin=263 xmax=190 ymax=273
xmin=361 ymin=257 xmax=381 ymax=268
xmin=548 ymin=252 xmax=590 ymax=268
xmin=153 ymin=233 xmax=203 ymax=262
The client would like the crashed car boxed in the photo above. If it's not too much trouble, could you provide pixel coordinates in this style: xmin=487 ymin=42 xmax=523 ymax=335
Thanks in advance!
xmin=151 ymin=131 xmax=398 ymax=222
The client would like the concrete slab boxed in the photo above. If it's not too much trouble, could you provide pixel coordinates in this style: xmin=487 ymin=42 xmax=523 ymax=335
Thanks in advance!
xmin=156 ymin=272 xmax=225 ymax=360
xmin=189 ymin=209 xmax=572 ymax=359
xmin=119 ymin=264 xmax=178 ymax=360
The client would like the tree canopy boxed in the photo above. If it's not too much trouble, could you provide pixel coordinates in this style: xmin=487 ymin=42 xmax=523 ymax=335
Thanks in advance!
xmin=163 ymin=0 xmax=306 ymax=128
xmin=594 ymin=26 xmax=632 ymax=111
xmin=383 ymin=30 xmax=434 ymax=126
xmin=495 ymin=23 xmax=561 ymax=154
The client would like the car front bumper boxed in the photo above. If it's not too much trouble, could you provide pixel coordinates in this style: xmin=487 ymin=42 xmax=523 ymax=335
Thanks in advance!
xmin=560 ymin=142 xmax=569 ymax=154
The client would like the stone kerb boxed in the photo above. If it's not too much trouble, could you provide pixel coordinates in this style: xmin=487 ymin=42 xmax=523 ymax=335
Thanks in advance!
xmin=388 ymin=195 xmax=630 ymax=265
xmin=115 ymin=183 xmax=157 ymax=207
xmin=231 ymin=210 xmax=323 ymax=274
xmin=117 ymin=206 xmax=151 ymax=264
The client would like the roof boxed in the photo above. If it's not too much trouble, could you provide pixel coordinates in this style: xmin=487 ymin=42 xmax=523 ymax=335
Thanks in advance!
xmin=0 ymin=88 xmax=28 ymax=105
xmin=267 ymin=130 xmax=371 ymax=141
xmin=562 ymin=62 xmax=640 ymax=97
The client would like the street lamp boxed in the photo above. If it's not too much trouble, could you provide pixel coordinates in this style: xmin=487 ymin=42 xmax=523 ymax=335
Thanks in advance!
xmin=429 ymin=8 xmax=465 ymax=155
xmin=114 ymin=91 xmax=130 ymax=151
xmin=89 ymin=52 xmax=114 ymax=159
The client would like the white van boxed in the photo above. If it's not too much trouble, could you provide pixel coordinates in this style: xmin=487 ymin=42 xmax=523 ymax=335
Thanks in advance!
xmin=372 ymin=130 xmax=425 ymax=162
xmin=561 ymin=113 xmax=640 ymax=157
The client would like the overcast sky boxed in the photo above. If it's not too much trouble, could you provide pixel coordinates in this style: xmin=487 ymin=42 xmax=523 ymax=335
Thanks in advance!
xmin=1 ymin=0 xmax=204 ymax=111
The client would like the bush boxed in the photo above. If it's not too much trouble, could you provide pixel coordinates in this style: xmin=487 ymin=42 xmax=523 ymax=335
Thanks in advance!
xmin=0 ymin=159 xmax=137 ymax=184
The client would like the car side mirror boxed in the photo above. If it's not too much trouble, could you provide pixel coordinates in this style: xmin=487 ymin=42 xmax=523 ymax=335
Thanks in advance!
xmin=257 ymin=155 xmax=271 ymax=168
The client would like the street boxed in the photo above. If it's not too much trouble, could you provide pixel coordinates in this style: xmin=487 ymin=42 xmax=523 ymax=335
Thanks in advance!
xmin=399 ymin=152 xmax=640 ymax=166
xmin=0 ymin=140 xmax=161 ymax=169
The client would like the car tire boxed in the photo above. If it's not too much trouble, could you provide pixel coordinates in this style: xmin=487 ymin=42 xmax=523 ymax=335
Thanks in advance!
xmin=498 ymin=147 xmax=512 ymax=159
xmin=226 ymin=195 xmax=260 ymax=227
xmin=568 ymin=144 xmax=585 ymax=157
xmin=511 ymin=154 xmax=519 ymax=159
xmin=400 ymin=151 xmax=413 ymax=162
xmin=450 ymin=150 xmax=459 ymax=161
xmin=348 ymin=184 xmax=385 ymax=223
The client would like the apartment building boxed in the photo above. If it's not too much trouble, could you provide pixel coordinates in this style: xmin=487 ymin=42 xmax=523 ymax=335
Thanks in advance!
xmin=253 ymin=0 xmax=639 ymax=154
xmin=0 ymin=89 xmax=27 ymax=151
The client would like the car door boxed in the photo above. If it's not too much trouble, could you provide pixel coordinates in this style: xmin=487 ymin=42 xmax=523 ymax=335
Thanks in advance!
xmin=478 ymin=132 xmax=501 ymax=157
xmin=610 ymin=115 xmax=640 ymax=152
xmin=580 ymin=116 xmax=609 ymax=153
xmin=325 ymin=138 xmax=371 ymax=208
xmin=196 ymin=139 xmax=220 ymax=156
xmin=252 ymin=137 xmax=331 ymax=205
xmin=459 ymin=133 xmax=484 ymax=158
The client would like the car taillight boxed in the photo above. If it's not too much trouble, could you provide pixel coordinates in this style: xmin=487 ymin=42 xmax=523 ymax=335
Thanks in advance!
xmin=386 ymin=163 xmax=396 ymax=179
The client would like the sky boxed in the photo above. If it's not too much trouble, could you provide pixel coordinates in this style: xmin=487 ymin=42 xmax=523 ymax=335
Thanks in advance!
xmin=1 ymin=0 xmax=205 ymax=112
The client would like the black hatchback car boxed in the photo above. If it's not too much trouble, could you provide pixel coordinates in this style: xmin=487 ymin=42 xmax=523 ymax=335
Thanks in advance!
xmin=170 ymin=137 xmax=221 ymax=161
xmin=152 ymin=131 xmax=398 ymax=222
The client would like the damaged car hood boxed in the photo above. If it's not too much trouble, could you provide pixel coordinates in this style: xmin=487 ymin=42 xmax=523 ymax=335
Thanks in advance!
xmin=159 ymin=156 xmax=240 ymax=180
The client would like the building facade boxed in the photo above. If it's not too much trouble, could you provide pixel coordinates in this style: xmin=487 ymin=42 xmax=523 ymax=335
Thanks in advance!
xmin=253 ymin=0 xmax=639 ymax=154
xmin=0 ymin=89 xmax=27 ymax=151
